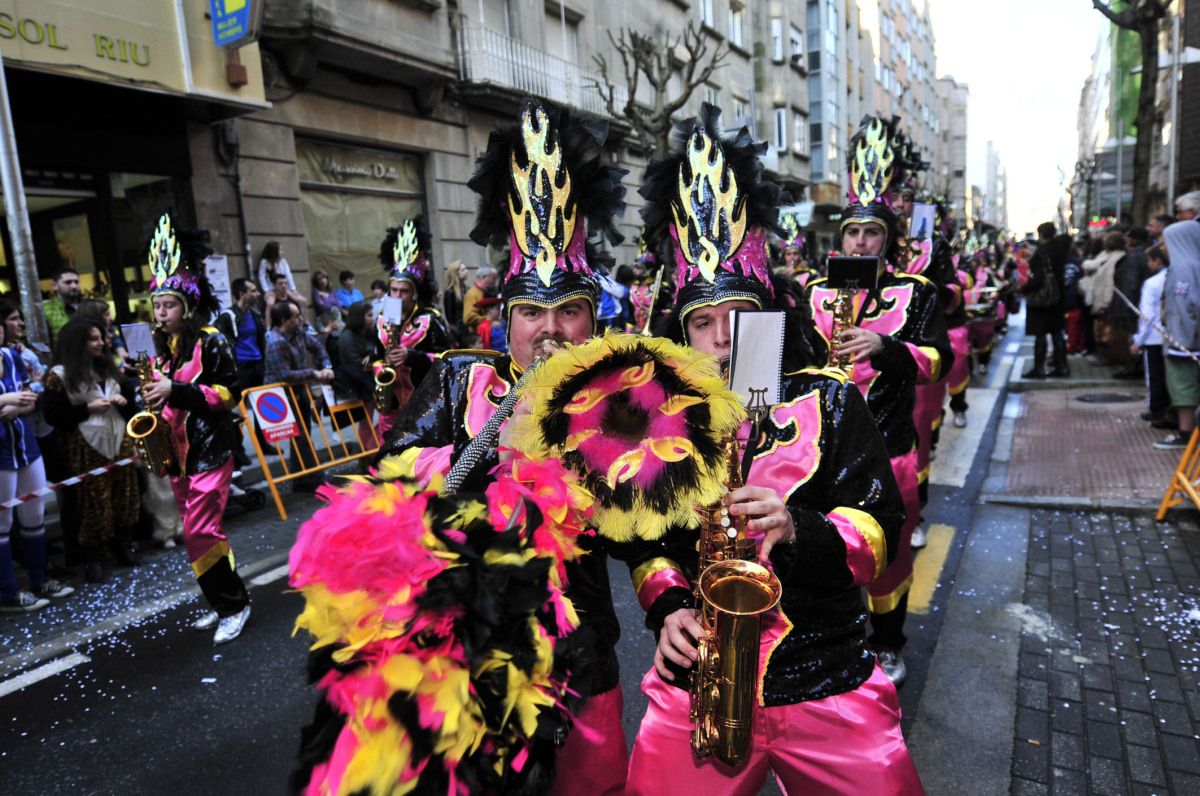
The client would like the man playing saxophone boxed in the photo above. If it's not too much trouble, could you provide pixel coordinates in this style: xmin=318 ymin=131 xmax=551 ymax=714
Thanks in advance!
xmin=619 ymin=105 xmax=923 ymax=794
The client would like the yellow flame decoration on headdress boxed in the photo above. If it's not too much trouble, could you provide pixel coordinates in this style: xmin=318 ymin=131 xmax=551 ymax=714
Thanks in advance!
xmin=509 ymin=105 xmax=576 ymax=287
xmin=780 ymin=212 xmax=801 ymax=242
xmin=392 ymin=219 xmax=420 ymax=270
xmin=147 ymin=212 xmax=181 ymax=287
xmin=672 ymin=129 xmax=747 ymax=282
xmin=851 ymin=118 xmax=896 ymax=206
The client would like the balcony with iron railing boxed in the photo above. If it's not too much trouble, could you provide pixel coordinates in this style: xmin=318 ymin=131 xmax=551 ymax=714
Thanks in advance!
xmin=456 ymin=23 xmax=628 ymax=118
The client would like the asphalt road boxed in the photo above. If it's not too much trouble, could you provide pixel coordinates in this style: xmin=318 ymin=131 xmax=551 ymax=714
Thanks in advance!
xmin=0 ymin=349 xmax=1012 ymax=795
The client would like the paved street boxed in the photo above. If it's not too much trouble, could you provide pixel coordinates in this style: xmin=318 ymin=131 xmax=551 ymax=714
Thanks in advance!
xmin=3 ymin=325 xmax=1200 ymax=795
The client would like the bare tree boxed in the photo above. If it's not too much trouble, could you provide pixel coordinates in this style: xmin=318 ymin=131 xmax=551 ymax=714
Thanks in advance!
xmin=1091 ymin=0 xmax=1174 ymax=225
xmin=591 ymin=23 xmax=728 ymax=157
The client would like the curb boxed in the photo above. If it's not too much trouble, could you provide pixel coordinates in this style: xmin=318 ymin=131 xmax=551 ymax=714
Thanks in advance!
xmin=1006 ymin=355 xmax=1132 ymax=394
xmin=0 ymin=550 xmax=291 ymax=681
xmin=979 ymin=493 xmax=1192 ymax=520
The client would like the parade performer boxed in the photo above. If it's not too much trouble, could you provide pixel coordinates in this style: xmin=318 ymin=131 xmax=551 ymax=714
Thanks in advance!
xmin=805 ymin=116 xmax=953 ymax=686
xmin=779 ymin=210 xmax=818 ymax=288
xmin=358 ymin=100 xmax=628 ymax=795
xmin=140 ymin=213 xmax=251 ymax=643
xmin=514 ymin=104 xmax=919 ymax=794
xmin=374 ymin=216 xmax=451 ymax=438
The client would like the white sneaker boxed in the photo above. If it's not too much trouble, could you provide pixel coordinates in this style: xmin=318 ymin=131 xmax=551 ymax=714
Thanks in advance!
xmin=192 ymin=611 xmax=219 ymax=631
xmin=877 ymin=650 xmax=908 ymax=686
xmin=910 ymin=526 xmax=928 ymax=549
xmin=213 ymin=605 xmax=251 ymax=645
xmin=953 ymin=411 xmax=967 ymax=428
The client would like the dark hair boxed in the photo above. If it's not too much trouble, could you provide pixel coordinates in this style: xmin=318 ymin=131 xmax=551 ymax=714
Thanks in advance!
xmin=615 ymin=264 xmax=635 ymax=285
xmin=76 ymin=299 xmax=111 ymax=324
xmin=1037 ymin=222 xmax=1057 ymax=241
xmin=270 ymin=300 xmax=297 ymax=328
xmin=0 ymin=298 xmax=21 ymax=344
xmin=56 ymin=317 xmax=119 ymax=394
xmin=346 ymin=300 xmax=373 ymax=336
xmin=53 ymin=266 xmax=80 ymax=282
xmin=1127 ymin=227 xmax=1150 ymax=244
xmin=339 ymin=270 xmax=355 ymax=283
xmin=312 ymin=270 xmax=331 ymax=290
xmin=1154 ymin=214 xmax=1175 ymax=227
xmin=1086 ymin=236 xmax=1105 ymax=258
xmin=231 ymin=277 xmax=255 ymax=300
xmin=1103 ymin=231 xmax=1127 ymax=252
xmin=272 ymin=271 xmax=288 ymax=284
xmin=370 ymin=279 xmax=387 ymax=293
xmin=260 ymin=241 xmax=281 ymax=264
xmin=1148 ymin=244 xmax=1169 ymax=265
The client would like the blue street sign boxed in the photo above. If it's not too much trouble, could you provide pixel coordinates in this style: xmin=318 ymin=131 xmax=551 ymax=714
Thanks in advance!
xmin=210 ymin=0 xmax=261 ymax=49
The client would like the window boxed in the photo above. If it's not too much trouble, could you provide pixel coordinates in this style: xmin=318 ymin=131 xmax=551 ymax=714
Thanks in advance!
xmin=730 ymin=4 xmax=744 ymax=47
xmin=790 ymin=25 xmax=804 ymax=62
xmin=699 ymin=0 xmax=715 ymax=27
xmin=771 ymin=18 xmax=784 ymax=61
xmin=774 ymin=108 xmax=788 ymax=152
xmin=705 ymin=85 xmax=720 ymax=108
xmin=734 ymin=98 xmax=749 ymax=123
xmin=793 ymin=114 xmax=809 ymax=156
xmin=811 ymin=143 xmax=825 ymax=179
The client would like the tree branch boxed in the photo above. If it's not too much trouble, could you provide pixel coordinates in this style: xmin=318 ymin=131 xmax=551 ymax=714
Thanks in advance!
xmin=1092 ymin=0 xmax=1136 ymax=30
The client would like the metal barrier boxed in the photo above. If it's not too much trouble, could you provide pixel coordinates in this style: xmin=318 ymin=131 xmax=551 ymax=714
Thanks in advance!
xmin=240 ymin=382 xmax=381 ymax=520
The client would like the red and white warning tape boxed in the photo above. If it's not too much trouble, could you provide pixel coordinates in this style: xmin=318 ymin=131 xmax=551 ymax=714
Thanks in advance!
xmin=1 ymin=457 xmax=139 ymax=509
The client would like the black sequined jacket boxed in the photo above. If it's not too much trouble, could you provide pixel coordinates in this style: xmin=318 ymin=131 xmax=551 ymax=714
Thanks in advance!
xmin=377 ymin=350 xmax=622 ymax=697
xmin=608 ymin=369 xmax=905 ymax=706
xmin=805 ymin=270 xmax=953 ymax=458
xmin=157 ymin=328 xmax=243 ymax=475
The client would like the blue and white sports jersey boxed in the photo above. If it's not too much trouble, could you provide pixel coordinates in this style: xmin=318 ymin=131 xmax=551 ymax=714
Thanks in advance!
xmin=0 ymin=347 xmax=40 ymax=470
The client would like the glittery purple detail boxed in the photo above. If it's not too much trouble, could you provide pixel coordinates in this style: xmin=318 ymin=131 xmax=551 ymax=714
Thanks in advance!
xmin=391 ymin=257 xmax=429 ymax=284
xmin=671 ymin=225 xmax=774 ymax=302
xmin=150 ymin=272 xmax=201 ymax=303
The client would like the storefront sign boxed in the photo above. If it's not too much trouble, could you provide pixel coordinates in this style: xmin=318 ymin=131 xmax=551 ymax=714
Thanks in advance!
xmin=296 ymin=139 xmax=422 ymax=194
xmin=252 ymin=387 xmax=300 ymax=444
xmin=210 ymin=0 xmax=262 ymax=49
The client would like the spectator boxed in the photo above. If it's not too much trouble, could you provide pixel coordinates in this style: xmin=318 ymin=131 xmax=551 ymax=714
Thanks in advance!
xmin=41 ymin=318 xmax=141 ymax=583
xmin=615 ymin=264 xmax=637 ymax=330
xmin=43 ymin=266 xmax=82 ymax=346
xmin=335 ymin=270 xmax=364 ymax=313
xmin=1158 ymin=221 xmax=1200 ymax=448
xmin=0 ymin=313 xmax=72 ymax=612
xmin=76 ymin=300 xmax=130 ymax=374
xmin=257 ymin=241 xmax=295 ymax=294
xmin=214 ymin=278 xmax=268 ymax=455
xmin=462 ymin=265 xmax=497 ymax=335
xmin=474 ymin=297 xmax=506 ymax=353
xmin=1085 ymin=231 xmax=1128 ymax=364
xmin=333 ymin=301 xmax=378 ymax=450
xmin=264 ymin=271 xmax=309 ymax=317
xmin=264 ymin=300 xmax=334 ymax=491
xmin=442 ymin=260 xmax=469 ymax=345
xmin=369 ymin=279 xmax=387 ymax=320
xmin=595 ymin=264 xmax=625 ymax=331
xmin=1021 ymin=222 xmax=1068 ymax=378
xmin=1149 ymin=214 xmax=1173 ymax=245
xmin=1175 ymin=191 xmax=1200 ymax=222
xmin=1132 ymin=245 xmax=1171 ymax=430
xmin=311 ymin=270 xmax=340 ymax=320
xmin=1111 ymin=227 xmax=1151 ymax=377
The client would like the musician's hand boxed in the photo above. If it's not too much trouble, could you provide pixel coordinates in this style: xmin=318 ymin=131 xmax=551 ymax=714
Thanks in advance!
xmin=143 ymin=378 xmax=172 ymax=410
xmin=111 ymin=394 xmax=128 ymax=408
xmin=655 ymin=608 xmax=704 ymax=680
xmin=386 ymin=345 xmax=407 ymax=367
xmin=726 ymin=485 xmax=796 ymax=564
xmin=839 ymin=327 xmax=883 ymax=362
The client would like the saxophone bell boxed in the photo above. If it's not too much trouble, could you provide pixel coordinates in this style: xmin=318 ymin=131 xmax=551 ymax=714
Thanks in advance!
xmin=126 ymin=353 xmax=178 ymax=478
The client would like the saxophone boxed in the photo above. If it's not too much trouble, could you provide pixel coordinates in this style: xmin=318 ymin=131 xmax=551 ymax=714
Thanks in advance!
xmin=373 ymin=323 xmax=402 ymax=412
xmin=827 ymin=289 xmax=855 ymax=371
xmin=126 ymin=352 xmax=179 ymax=478
xmin=690 ymin=434 xmax=782 ymax=766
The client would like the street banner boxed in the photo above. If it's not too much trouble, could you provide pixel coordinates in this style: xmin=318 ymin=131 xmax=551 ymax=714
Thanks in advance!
xmin=205 ymin=255 xmax=233 ymax=312
xmin=252 ymin=387 xmax=299 ymax=444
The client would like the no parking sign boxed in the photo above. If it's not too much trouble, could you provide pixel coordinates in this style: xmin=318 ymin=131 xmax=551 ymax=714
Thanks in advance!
xmin=252 ymin=387 xmax=299 ymax=444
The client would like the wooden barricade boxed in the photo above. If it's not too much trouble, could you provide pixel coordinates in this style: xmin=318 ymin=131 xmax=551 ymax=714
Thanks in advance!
xmin=240 ymin=382 xmax=381 ymax=520
xmin=1156 ymin=427 xmax=1200 ymax=521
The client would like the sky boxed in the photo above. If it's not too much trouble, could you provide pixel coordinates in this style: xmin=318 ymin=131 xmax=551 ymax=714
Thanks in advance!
xmin=926 ymin=0 xmax=1109 ymax=234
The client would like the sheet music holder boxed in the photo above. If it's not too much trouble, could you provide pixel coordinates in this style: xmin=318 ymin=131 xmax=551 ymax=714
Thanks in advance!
xmin=121 ymin=323 xmax=155 ymax=359
xmin=909 ymin=202 xmax=936 ymax=240
xmin=381 ymin=297 xmax=405 ymax=326
xmin=826 ymin=256 xmax=880 ymax=292
xmin=728 ymin=309 xmax=785 ymax=413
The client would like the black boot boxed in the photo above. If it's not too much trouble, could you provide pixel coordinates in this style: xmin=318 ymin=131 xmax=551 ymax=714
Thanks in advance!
xmin=111 ymin=531 xmax=143 ymax=568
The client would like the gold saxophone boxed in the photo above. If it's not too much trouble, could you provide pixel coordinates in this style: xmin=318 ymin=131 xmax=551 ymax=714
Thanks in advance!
xmin=126 ymin=352 xmax=178 ymax=478
xmin=827 ymin=289 xmax=855 ymax=371
xmin=690 ymin=435 xmax=782 ymax=766
xmin=373 ymin=323 xmax=402 ymax=412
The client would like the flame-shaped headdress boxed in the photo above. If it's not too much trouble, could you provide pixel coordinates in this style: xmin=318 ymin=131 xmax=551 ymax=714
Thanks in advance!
xmin=468 ymin=100 xmax=626 ymax=318
xmin=641 ymin=104 xmax=782 ymax=322
xmin=842 ymin=115 xmax=905 ymax=262
xmin=779 ymin=211 xmax=805 ymax=252
xmin=147 ymin=211 xmax=215 ymax=317
xmin=379 ymin=216 xmax=431 ymax=287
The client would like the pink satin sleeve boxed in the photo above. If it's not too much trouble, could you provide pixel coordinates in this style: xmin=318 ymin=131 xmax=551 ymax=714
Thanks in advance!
xmin=826 ymin=508 xmax=885 ymax=586
xmin=902 ymin=341 xmax=942 ymax=384
xmin=409 ymin=446 xmax=453 ymax=483
xmin=637 ymin=568 xmax=691 ymax=612
xmin=198 ymin=384 xmax=231 ymax=411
